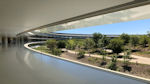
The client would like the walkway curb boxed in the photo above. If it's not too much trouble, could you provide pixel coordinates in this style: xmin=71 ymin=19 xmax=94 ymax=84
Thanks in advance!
xmin=24 ymin=42 xmax=150 ymax=83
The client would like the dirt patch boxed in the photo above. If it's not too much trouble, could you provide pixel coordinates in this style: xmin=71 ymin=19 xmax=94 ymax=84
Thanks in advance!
xmin=61 ymin=51 xmax=150 ymax=79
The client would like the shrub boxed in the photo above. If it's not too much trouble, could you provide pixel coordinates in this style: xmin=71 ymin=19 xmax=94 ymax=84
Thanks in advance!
xmin=46 ymin=39 xmax=57 ymax=50
xmin=77 ymin=50 xmax=85 ymax=59
xmin=107 ymin=56 xmax=117 ymax=70
xmin=52 ymin=48 xmax=62 ymax=56
xmin=88 ymin=57 xmax=96 ymax=63
xmin=98 ymin=49 xmax=106 ymax=55
xmin=88 ymin=57 xmax=99 ymax=63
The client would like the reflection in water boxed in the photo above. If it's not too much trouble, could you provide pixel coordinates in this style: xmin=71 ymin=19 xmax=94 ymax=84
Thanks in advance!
xmin=0 ymin=44 xmax=148 ymax=84
xmin=24 ymin=51 xmax=33 ymax=69
xmin=28 ymin=52 xmax=147 ymax=84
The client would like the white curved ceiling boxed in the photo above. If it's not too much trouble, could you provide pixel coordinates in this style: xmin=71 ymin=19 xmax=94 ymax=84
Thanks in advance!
xmin=0 ymin=0 xmax=149 ymax=36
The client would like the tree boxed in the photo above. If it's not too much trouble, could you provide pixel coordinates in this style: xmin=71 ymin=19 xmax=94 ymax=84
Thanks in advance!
xmin=123 ymin=50 xmax=131 ymax=72
xmin=92 ymin=33 xmax=103 ymax=48
xmin=147 ymin=31 xmax=150 ymax=48
xmin=84 ymin=38 xmax=95 ymax=56
xmin=130 ymin=35 xmax=139 ymax=47
xmin=108 ymin=38 xmax=124 ymax=55
xmin=120 ymin=33 xmax=130 ymax=45
xmin=57 ymin=40 xmax=66 ymax=48
xmin=100 ymin=50 xmax=107 ymax=66
xmin=46 ymin=39 xmax=57 ymax=50
xmin=52 ymin=48 xmax=62 ymax=56
xmin=66 ymin=39 xmax=76 ymax=50
xmin=107 ymin=55 xmax=117 ymax=70
xmin=98 ymin=36 xmax=109 ymax=65
xmin=139 ymin=35 xmax=149 ymax=47
xmin=98 ymin=35 xmax=110 ymax=48
xmin=76 ymin=40 xmax=84 ymax=50
xmin=84 ymin=38 xmax=95 ymax=50
xmin=148 ymin=40 xmax=150 ymax=48
xmin=147 ymin=31 xmax=150 ymax=37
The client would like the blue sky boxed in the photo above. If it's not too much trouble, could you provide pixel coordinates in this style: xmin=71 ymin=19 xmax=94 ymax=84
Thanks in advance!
xmin=56 ymin=19 xmax=150 ymax=35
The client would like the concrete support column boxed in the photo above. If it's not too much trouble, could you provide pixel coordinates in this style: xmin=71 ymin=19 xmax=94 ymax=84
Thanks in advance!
xmin=0 ymin=36 xmax=2 ymax=45
xmin=19 ymin=36 xmax=22 ymax=46
xmin=4 ymin=36 xmax=8 ymax=47
xmin=13 ymin=37 xmax=17 ymax=45
xmin=16 ymin=37 xmax=18 ymax=46
xmin=10 ymin=37 xmax=13 ymax=44
xmin=9 ymin=37 xmax=13 ymax=45
xmin=21 ymin=36 xmax=24 ymax=44
xmin=16 ymin=37 xmax=19 ymax=44
xmin=10 ymin=37 xmax=15 ymax=44
xmin=16 ymin=37 xmax=20 ymax=46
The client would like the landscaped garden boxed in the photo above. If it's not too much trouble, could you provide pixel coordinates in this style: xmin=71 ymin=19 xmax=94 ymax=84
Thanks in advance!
xmin=34 ymin=32 xmax=150 ymax=79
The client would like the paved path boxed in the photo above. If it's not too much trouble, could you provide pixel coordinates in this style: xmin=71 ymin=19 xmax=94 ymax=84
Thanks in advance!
xmin=67 ymin=50 xmax=150 ymax=65
xmin=130 ymin=55 xmax=150 ymax=65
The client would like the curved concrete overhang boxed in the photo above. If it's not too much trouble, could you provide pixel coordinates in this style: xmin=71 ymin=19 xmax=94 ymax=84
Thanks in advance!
xmin=0 ymin=0 xmax=150 ymax=36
